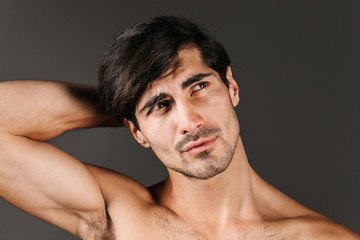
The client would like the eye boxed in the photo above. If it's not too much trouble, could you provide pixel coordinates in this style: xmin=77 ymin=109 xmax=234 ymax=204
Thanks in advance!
xmin=191 ymin=82 xmax=208 ymax=94
xmin=149 ymin=101 xmax=170 ymax=114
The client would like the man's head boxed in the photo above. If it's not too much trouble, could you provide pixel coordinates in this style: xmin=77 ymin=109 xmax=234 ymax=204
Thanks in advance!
xmin=98 ymin=16 xmax=240 ymax=180
xmin=98 ymin=16 xmax=230 ymax=126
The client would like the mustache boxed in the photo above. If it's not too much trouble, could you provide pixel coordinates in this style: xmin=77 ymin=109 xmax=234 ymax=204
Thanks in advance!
xmin=175 ymin=127 xmax=221 ymax=153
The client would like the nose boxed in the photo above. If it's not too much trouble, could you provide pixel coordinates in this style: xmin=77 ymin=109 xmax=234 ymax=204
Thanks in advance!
xmin=176 ymin=102 xmax=204 ymax=135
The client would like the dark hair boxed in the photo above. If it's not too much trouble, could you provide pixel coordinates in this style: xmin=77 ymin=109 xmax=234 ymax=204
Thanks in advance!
xmin=98 ymin=16 xmax=230 ymax=126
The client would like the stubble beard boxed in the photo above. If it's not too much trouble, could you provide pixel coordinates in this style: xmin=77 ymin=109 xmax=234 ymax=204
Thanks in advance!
xmin=170 ymin=127 xmax=239 ymax=180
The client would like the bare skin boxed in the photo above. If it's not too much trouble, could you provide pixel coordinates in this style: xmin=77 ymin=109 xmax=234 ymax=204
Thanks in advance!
xmin=0 ymin=48 xmax=358 ymax=239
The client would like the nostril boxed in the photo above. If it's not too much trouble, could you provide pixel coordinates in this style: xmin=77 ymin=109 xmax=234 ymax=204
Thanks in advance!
xmin=196 ymin=123 xmax=204 ymax=130
xmin=177 ymin=109 xmax=204 ymax=135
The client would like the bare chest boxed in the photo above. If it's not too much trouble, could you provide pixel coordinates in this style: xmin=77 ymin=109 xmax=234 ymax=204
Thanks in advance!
xmin=104 ymin=208 xmax=284 ymax=240
xmin=104 ymin=223 xmax=284 ymax=240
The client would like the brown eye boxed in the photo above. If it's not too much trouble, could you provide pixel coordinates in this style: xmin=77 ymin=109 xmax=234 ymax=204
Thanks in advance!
xmin=150 ymin=101 xmax=169 ymax=113
xmin=192 ymin=82 xmax=208 ymax=92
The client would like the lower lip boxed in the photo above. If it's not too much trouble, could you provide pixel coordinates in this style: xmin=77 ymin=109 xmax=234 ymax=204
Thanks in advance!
xmin=187 ymin=138 xmax=216 ymax=155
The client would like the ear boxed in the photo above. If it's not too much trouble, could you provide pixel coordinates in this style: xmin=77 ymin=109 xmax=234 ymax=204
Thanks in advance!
xmin=123 ymin=119 xmax=150 ymax=148
xmin=225 ymin=66 xmax=240 ymax=107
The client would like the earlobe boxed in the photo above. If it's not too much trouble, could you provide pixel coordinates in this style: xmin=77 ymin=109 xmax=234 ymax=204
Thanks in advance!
xmin=226 ymin=66 xmax=240 ymax=107
xmin=124 ymin=119 xmax=150 ymax=148
xmin=136 ymin=130 xmax=150 ymax=148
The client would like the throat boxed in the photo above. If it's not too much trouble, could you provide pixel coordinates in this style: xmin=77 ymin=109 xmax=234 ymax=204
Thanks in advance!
xmin=159 ymin=169 xmax=258 ymax=230
xmin=152 ymin=136 xmax=265 ymax=230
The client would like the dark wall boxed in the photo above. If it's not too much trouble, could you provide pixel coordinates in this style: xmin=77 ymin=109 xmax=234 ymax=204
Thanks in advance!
xmin=0 ymin=0 xmax=359 ymax=238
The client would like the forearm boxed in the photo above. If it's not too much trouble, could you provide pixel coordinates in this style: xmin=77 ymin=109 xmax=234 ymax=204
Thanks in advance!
xmin=0 ymin=80 xmax=120 ymax=141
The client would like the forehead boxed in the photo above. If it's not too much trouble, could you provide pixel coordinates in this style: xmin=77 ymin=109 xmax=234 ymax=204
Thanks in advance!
xmin=139 ymin=47 xmax=213 ymax=97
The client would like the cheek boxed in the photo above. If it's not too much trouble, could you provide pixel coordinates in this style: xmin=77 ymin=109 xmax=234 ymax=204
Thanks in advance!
xmin=142 ymin=121 xmax=176 ymax=151
xmin=202 ymin=93 xmax=233 ymax=119
xmin=206 ymin=94 xmax=239 ymax=134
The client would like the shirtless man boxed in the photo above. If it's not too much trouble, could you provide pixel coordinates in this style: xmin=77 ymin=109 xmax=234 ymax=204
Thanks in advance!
xmin=0 ymin=16 xmax=358 ymax=240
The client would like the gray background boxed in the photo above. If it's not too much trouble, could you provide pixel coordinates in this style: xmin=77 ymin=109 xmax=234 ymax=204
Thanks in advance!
xmin=0 ymin=0 xmax=359 ymax=238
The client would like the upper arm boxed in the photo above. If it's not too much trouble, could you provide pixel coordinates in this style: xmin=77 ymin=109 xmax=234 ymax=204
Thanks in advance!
xmin=85 ymin=164 xmax=157 ymax=238
xmin=0 ymin=130 xmax=106 ymax=238
xmin=85 ymin=164 xmax=154 ymax=209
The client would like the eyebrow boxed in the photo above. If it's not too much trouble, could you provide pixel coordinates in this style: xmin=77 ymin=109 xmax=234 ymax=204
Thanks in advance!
xmin=139 ymin=92 xmax=170 ymax=113
xmin=181 ymin=73 xmax=213 ymax=89
xmin=139 ymin=73 xmax=213 ymax=114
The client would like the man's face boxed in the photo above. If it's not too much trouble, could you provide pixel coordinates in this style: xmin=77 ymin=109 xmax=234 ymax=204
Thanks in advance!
xmin=127 ymin=47 xmax=240 ymax=180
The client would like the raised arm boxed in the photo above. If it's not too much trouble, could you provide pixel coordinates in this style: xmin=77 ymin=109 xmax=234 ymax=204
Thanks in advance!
xmin=0 ymin=80 xmax=120 ymax=140
xmin=0 ymin=80 xmax=120 ymax=238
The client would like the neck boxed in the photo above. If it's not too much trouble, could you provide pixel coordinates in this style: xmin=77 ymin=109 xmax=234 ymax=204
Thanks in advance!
xmin=158 ymin=136 xmax=263 ymax=228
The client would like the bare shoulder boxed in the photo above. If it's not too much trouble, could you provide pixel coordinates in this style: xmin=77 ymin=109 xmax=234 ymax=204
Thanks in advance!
xmin=257 ymin=177 xmax=359 ymax=239
xmin=85 ymin=164 xmax=154 ymax=206
xmin=85 ymin=165 xmax=160 ymax=237
xmin=282 ymin=215 xmax=360 ymax=240
xmin=85 ymin=166 xmax=201 ymax=239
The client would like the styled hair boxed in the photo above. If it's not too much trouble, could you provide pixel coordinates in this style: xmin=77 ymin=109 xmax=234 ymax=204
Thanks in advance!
xmin=98 ymin=16 xmax=230 ymax=125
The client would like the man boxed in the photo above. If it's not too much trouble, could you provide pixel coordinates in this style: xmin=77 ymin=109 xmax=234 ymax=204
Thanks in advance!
xmin=0 ymin=16 xmax=358 ymax=239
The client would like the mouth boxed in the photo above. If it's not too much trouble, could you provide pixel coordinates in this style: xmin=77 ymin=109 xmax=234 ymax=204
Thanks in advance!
xmin=183 ymin=137 xmax=217 ymax=155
